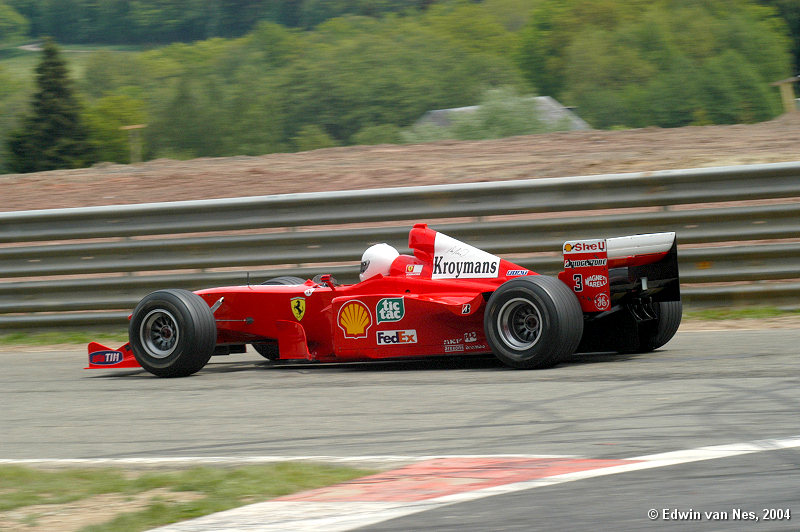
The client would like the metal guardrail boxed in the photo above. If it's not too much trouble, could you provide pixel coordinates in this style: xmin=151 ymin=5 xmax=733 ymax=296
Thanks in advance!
xmin=3 ymin=161 xmax=800 ymax=243
xmin=1 ymin=161 xmax=799 ymax=330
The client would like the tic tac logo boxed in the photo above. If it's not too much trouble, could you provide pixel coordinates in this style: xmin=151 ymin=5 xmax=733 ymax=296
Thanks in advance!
xmin=337 ymin=300 xmax=372 ymax=339
xmin=376 ymin=330 xmax=417 ymax=345
xmin=376 ymin=297 xmax=404 ymax=324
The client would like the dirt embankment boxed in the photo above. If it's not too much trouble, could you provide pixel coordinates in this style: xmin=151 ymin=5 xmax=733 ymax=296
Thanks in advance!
xmin=1 ymin=114 xmax=799 ymax=213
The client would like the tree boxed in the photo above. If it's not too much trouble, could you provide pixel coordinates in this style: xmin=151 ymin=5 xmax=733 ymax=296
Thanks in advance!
xmin=148 ymin=76 xmax=206 ymax=159
xmin=279 ymin=15 xmax=524 ymax=145
xmin=401 ymin=86 xmax=565 ymax=143
xmin=292 ymin=124 xmax=339 ymax=151
xmin=6 ymin=38 xmax=94 ymax=173
xmin=84 ymin=93 xmax=147 ymax=163
xmin=0 ymin=1 xmax=28 ymax=43
xmin=353 ymin=124 xmax=402 ymax=145
xmin=0 ymin=66 xmax=27 ymax=173
xmin=535 ymin=0 xmax=791 ymax=128
xmin=759 ymin=0 xmax=800 ymax=74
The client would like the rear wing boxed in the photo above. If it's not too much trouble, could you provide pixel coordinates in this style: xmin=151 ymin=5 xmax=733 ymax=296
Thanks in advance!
xmin=558 ymin=232 xmax=680 ymax=313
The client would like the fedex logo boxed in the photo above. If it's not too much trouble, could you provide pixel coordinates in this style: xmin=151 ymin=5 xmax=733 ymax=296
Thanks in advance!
xmin=376 ymin=330 xmax=417 ymax=345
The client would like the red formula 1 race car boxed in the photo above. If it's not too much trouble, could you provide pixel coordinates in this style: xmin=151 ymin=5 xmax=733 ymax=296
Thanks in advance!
xmin=87 ymin=223 xmax=681 ymax=377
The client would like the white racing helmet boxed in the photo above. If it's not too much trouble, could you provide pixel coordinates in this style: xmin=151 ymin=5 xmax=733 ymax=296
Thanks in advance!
xmin=359 ymin=243 xmax=399 ymax=282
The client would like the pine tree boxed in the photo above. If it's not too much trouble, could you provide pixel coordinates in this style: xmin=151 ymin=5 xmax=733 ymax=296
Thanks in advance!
xmin=6 ymin=38 xmax=94 ymax=173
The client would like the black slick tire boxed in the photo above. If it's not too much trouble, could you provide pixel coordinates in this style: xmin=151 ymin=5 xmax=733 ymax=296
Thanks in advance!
xmin=260 ymin=276 xmax=305 ymax=286
xmin=129 ymin=289 xmax=217 ymax=377
xmin=632 ymin=300 xmax=682 ymax=353
xmin=484 ymin=275 xmax=583 ymax=369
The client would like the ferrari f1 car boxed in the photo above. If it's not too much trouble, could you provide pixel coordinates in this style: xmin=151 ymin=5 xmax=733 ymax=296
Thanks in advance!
xmin=87 ymin=223 xmax=681 ymax=377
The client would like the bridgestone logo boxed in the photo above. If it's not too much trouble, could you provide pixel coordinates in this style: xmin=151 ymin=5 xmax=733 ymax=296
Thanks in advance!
xmin=565 ymin=258 xmax=608 ymax=269
xmin=433 ymin=257 xmax=498 ymax=278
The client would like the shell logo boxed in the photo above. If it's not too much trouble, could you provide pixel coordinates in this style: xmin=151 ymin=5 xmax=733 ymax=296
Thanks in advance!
xmin=337 ymin=300 xmax=372 ymax=339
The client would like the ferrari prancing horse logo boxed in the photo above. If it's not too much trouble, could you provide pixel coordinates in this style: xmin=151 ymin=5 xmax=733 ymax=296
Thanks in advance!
xmin=290 ymin=297 xmax=306 ymax=321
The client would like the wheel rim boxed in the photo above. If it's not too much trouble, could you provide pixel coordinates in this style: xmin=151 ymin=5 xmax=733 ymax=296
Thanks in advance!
xmin=140 ymin=309 xmax=180 ymax=359
xmin=497 ymin=297 xmax=543 ymax=350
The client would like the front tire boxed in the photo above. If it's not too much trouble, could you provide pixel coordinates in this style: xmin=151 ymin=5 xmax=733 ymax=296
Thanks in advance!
xmin=484 ymin=276 xmax=583 ymax=369
xmin=129 ymin=289 xmax=217 ymax=377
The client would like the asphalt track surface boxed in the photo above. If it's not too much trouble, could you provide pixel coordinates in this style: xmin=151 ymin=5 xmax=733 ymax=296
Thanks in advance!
xmin=2 ymin=326 xmax=799 ymax=530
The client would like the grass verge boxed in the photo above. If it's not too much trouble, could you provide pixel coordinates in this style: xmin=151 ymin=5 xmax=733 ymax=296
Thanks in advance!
xmin=2 ymin=307 xmax=799 ymax=348
xmin=682 ymin=306 xmax=800 ymax=321
xmin=0 ymin=463 xmax=374 ymax=531
xmin=0 ymin=331 xmax=128 ymax=347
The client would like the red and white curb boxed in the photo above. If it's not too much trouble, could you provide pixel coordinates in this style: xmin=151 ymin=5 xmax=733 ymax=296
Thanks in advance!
xmin=145 ymin=436 xmax=800 ymax=532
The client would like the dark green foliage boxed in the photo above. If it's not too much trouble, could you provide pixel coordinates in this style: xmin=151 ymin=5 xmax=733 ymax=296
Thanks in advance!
xmin=402 ymin=86 xmax=566 ymax=143
xmin=0 ymin=0 xmax=796 ymax=173
xmin=5 ymin=38 xmax=94 ymax=173
xmin=84 ymin=94 xmax=147 ymax=163
xmin=5 ymin=0 xmax=796 ymax=76
xmin=6 ymin=0 xmax=430 ymax=43
xmin=85 ymin=14 xmax=526 ymax=160
xmin=276 ymin=16 xmax=524 ymax=144
xmin=0 ymin=1 xmax=28 ymax=43
xmin=352 ymin=124 xmax=402 ymax=145
xmin=759 ymin=0 xmax=800 ymax=74
xmin=520 ymin=0 xmax=791 ymax=128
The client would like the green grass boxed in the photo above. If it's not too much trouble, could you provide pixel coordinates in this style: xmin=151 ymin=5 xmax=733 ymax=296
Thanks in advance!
xmin=0 ymin=463 xmax=374 ymax=531
xmin=683 ymin=307 xmax=800 ymax=321
xmin=2 ymin=307 xmax=798 ymax=348
xmin=0 ymin=331 xmax=128 ymax=347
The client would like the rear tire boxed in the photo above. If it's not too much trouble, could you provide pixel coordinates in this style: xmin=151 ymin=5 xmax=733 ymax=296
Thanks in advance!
xmin=253 ymin=340 xmax=280 ymax=361
xmin=628 ymin=300 xmax=682 ymax=353
xmin=484 ymin=276 xmax=583 ymax=369
xmin=129 ymin=289 xmax=217 ymax=377
xmin=260 ymin=276 xmax=305 ymax=286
